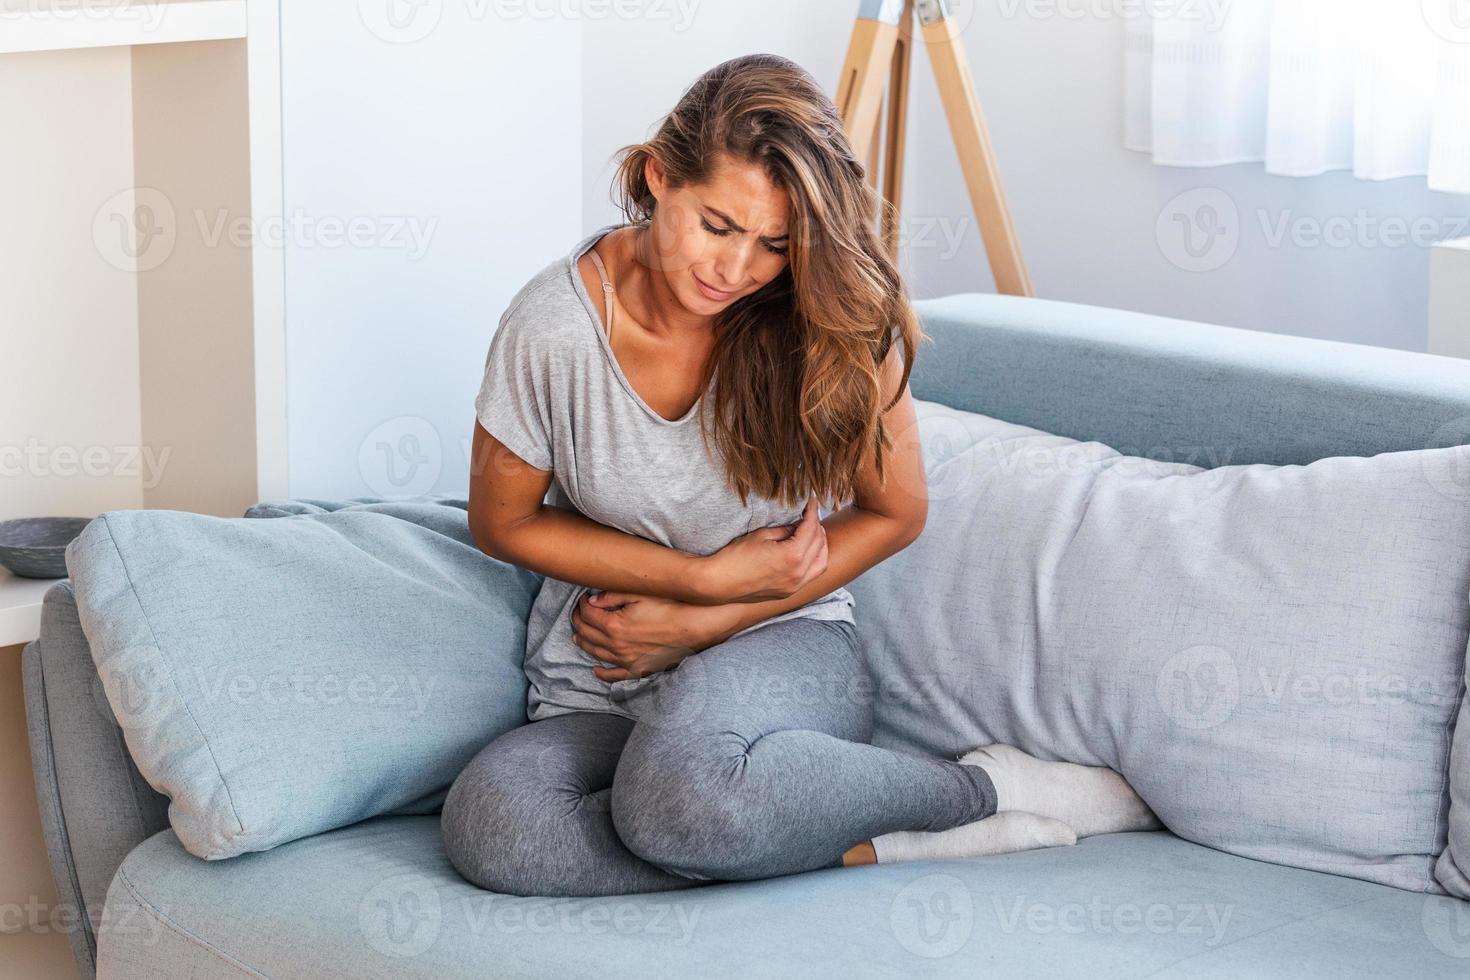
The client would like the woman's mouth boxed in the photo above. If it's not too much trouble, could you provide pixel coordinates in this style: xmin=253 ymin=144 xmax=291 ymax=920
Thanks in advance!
xmin=692 ymin=272 xmax=736 ymax=302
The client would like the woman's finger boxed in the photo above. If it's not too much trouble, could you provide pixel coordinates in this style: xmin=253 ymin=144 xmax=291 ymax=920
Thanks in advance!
xmin=571 ymin=613 xmax=623 ymax=663
xmin=573 ymin=631 xmax=624 ymax=666
xmin=576 ymin=597 xmax=618 ymax=635
xmin=784 ymin=496 xmax=818 ymax=548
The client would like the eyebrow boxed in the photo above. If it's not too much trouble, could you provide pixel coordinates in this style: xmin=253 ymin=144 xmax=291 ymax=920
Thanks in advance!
xmin=705 ymin=205 xmax=789 ymax=241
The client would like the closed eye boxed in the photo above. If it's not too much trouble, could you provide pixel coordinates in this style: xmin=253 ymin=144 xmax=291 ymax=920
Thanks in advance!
xmin=701 ymin=217 xmax=788 ymax=256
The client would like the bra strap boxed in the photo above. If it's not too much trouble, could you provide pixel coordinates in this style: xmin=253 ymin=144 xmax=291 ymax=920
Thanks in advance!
xmin=588 ymin=247 xmax=615 ymax=343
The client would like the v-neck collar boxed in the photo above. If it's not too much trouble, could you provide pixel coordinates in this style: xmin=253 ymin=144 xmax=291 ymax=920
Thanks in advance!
xmin=567 ymin=223 xmax=707 ymax=427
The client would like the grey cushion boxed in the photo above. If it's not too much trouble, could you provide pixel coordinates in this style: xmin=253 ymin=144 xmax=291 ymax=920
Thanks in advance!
xmin=63 ymin=499 xmax=539 ymax=860
xmin=848 ymin=399 xmax=1470 ymax=896
xmin=95 ymin=816 xmax=1470 ymax=979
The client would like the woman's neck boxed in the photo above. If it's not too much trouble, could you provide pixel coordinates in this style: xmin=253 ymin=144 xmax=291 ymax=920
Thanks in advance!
xmin=621 ymin=223 xmax=718 ymax=341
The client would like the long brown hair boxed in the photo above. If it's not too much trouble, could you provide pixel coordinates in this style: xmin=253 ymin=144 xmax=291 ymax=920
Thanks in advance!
xmin=609 ymin=53 xmax=926 ymax=511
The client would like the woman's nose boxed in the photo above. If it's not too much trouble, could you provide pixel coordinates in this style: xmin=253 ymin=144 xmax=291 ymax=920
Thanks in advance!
xmin=713 ymin=238 xmax=757 ymax=287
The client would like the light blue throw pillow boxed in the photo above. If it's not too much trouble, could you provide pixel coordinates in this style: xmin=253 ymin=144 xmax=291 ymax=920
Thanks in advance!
xmin=66 ymin=496 xmax=539 ymax=860
xmin=848 ymin=399 xmax=1470 ymax=896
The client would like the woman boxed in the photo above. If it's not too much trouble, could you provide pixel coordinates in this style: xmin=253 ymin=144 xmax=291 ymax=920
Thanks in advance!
xmin=444 ymin=53 xmax=1158 ymax=898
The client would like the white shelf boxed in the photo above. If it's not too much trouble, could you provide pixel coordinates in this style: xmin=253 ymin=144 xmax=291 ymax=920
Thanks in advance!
xmin=0 ymin=566 xmax=59 ymax=649
xmin=0 ymin=0 xmax=246 ymax=56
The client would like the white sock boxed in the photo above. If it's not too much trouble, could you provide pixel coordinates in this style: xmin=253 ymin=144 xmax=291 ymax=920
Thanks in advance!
xmin=871 ymin=810 xmax=1077 ymax=864
xmin=964 ymin=744 xmax=1164 ymax=839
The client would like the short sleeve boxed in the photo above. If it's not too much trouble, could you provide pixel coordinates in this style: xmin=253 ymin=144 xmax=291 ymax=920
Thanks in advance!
xmin=474 ymin=304 xmax=555 ymax=472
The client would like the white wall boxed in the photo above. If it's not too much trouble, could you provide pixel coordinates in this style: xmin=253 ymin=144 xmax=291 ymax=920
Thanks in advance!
xmin=582 ymin=4 xmax=1470 ymax=352
xmin=279 ymin=6 xmax=582 ymax=498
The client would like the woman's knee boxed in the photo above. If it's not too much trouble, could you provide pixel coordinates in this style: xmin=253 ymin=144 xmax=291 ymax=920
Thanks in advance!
xmin=441 ymin=738 xmax=559 ymax=896
xmin=610 ymin=730 xmax=775 ymax=880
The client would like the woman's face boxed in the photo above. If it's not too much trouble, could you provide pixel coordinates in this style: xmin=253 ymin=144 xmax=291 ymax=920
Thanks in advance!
xmin=644 ymin=152 xmax=791 ymax=313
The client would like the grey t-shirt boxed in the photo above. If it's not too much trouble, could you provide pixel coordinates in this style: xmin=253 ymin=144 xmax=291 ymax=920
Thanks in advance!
xmin=475 ymin=223 xmax=856 ymax=721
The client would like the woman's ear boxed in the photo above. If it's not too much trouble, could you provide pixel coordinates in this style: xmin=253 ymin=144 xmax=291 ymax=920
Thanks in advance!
xmin=644 ymin=155 xmax=666 ymax=198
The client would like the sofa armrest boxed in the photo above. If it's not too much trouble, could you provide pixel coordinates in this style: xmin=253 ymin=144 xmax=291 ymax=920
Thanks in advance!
xmin=23 ymin=582 xmax=169 ymax=980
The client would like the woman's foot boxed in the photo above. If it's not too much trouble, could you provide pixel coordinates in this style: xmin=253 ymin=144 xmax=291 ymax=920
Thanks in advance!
xmin=870 ymin=810 xmax=1077 ymax=865
xmin=963 ymin=743 xmax=1163 ymax=839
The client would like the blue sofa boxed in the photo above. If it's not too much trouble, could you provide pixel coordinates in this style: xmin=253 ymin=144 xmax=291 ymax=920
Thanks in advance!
xmin=24 ymin=293 xmax=1470 ymax=978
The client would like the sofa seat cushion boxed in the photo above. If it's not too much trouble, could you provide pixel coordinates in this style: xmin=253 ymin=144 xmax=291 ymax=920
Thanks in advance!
xmin=96 ymin=816 xmax=1470 ymax=979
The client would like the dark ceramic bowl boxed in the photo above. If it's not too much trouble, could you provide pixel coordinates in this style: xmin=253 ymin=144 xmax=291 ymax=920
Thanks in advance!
xmin=0 ymin=517 xmax=93 ymax=579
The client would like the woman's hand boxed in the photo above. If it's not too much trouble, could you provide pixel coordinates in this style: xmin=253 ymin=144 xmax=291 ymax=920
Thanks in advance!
xmin=571 ymin=590 xmax=743 ymax=682
xmin=694 ymin=496 xmax=830 ymax=604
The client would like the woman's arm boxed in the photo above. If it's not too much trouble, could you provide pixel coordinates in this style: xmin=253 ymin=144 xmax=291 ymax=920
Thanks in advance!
xmin=573 ymin=340 xmax=929 ymax=678
xmin=700 ymin=342 xmax=929 ymax=641
xmin=571 ymin=342 xmax=929 ymax=676
xmin=467 ymin=421 xmax=827 ymax=605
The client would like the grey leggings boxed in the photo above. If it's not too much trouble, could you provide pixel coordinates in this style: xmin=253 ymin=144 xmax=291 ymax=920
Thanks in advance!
xmin=440 ymin=616 xmax=997 ymax=897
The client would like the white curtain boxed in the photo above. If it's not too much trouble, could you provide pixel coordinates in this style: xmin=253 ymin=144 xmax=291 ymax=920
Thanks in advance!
xmin=1124 ymin=0 xmax=1470 ymax=195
